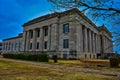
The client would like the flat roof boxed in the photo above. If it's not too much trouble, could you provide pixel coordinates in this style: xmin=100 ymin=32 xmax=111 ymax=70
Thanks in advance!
xmin=3 ymin=33 xmax=23 ymax=41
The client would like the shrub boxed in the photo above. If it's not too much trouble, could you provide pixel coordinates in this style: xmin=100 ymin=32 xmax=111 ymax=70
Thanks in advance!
xmin=2 ymin=54 xmax=49 ymax=62
xmin=109 ymin=57 xmax=119 ymax=67
xmin=37 ymin=54 xmax=49 ymax=62
xmin=52 ymin=55 xmax=58 ymax=63
xmin=27 ymin=54 xmax=38 ymax=61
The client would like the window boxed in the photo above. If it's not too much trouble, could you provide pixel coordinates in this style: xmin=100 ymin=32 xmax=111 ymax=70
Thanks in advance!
xmin=36 ymin=42 xmax=39 ymax=49
xmin=44 ymin=41 xmax=48 ymax=49
xmin=44 ymin=28 xmax=48 ymax=36
xmin=30 ymin=43 xmax=32 ymax=49
xmin=63 ymin=23 xmax=69 ymax=33
xmin=63 ymin=39 xmax=69 ymax=48
xmin=30 ymin=31 xmax=33 ymax=38
xmin=37 ymin=30 xmax=40 ymax=37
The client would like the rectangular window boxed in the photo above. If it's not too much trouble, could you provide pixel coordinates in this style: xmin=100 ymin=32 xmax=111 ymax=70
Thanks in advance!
xmin=44 ymin=28 xmax=48 ymax=36
xmin=44 ymin=41 xmax=48 ymax=49
xmin=30 ymin=43 xmax=32 ymax=49
xmin=30 ymin=31 xmax=33 ymax=38
xmin=37 ymin=30 xmax=40 ymax=37
xmin=36 ymin=42 xmax=39 ymax=49
xmin=63 ymin=23 xmax=69 ymax=33
xmin=63 ymin=39 xmax=69 ymax=48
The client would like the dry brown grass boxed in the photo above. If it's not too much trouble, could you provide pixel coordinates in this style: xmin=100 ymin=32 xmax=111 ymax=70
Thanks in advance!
xmin=49 ymin=59 xmax=120 ymax=71
xmin=0 ymin=60 xmax=117 ymax=80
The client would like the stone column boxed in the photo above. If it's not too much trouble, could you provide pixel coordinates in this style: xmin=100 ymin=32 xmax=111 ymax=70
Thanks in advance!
xmin=22 ymin=31 xmax=27 ymax=51
xmin=7 ymin=43 xmax=8 ymax=51
xmin=93 ymin=32 xmax=95 ymax=53
xmin=2 ymin=43 xmax=4 ymax=53
xmin=76 ymin=23 xmax=84 ymax=53
xmin=7 ymin=42 xmax=9 ymax=51
xmin=103 ymin=36 xmax=105 ymax=53
xmin=91 ymin=31 xmax=94 ymax=53
xmin=9 ymin=42 xmax=11 ymax=51
xmin=6 ymin=42 xmax=8 ymax=51
xmin=89 ymin=30 xmax=92 ymax=53
xmin=98 ymin=35 xmax=101 ymax=53
xmin=76 ymin=23 xmax=83 ymax=58
xmin=50 ymin=23 xmax=58 ymax=51
xmin=106 ymin=38 xmax=107 ymax=52
xmin=5 ymin=43 xmax=7 ymax=51
xmin=48 ymin=25 xmax=51 ymax=51
xmin=95 ymin=34 xmax=98 ymax=53
xmin=70 ymin=22 xmax=77 ymax=51
xmin=39 ymin=28 xmax=43 ymax=51
xmin=26 ymin=31 xmax=30 ymax=51
xmin=32 ymin=29 xmax=36 ymax=51
xmin=13 ymin=42 xmax=15 ymax=51
xmin=4 ymin=43 xmax=5 ymax=52
xmin=5 ymin=43 xmax=7 ymax=52
xmin=2 ymin=42 xmax=4 ymax=53
xmin=84 ymin=28 xmax=88 ymax=52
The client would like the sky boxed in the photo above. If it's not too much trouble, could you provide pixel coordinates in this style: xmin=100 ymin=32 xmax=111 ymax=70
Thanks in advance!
xmin=0 ymin=0 xmax=51 ymax=42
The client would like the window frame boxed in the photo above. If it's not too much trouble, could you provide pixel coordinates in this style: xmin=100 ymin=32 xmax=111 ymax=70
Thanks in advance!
xmin=36 ymin=42 xmax=39 ymax=49
xmin=63 ymin=23 xmax=69 ymax=34
xmin=37 ymin=29 xmax=40 ymax=37
xmin=44 ymin=41 xmax=48 ymax=49
xmin=30 ymin=31 xmax=33 ymax=38
xmin=30 ymin=43 xmax=32 ymax=49
xmin=63 ymin=39 xmax=69 ymax=48
xmin=44 ymin=28 xmax=48 ymax=36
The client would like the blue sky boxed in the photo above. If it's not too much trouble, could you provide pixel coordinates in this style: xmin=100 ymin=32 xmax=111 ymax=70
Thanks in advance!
xmin=0 ymin=0 xmax=51 ymax=42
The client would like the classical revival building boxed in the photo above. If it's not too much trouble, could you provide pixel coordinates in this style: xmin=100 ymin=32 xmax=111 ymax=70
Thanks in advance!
xmin=2 ymin=33 xmax=23 ymax=53
xmin=2 ymin=8 xmax=113 ymax=59
xmin=0 ymin=42 xmax=2 ymax=54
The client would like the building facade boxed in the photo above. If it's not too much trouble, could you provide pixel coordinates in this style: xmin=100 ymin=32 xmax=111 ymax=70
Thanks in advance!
xmin=2 ymin=33 xmax=23 ymax=53
xmin=0 ymin=42 xmax=2 ymax=54
xmin=2 ymin=8 xmax=113 ymax=59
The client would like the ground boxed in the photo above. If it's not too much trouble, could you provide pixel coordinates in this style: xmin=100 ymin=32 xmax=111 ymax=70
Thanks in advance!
xmin=49 ymin=59 xmax=120 ymax=71
xmin=0 ymin=58 xmax=119 ymax=80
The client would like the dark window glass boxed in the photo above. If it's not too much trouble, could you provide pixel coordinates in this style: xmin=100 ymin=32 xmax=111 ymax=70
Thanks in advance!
xmin=30 ymin=43 xmax=32 ymax=49
xmin=63 ymin=39 xmax=69 ymax=48
xmin=63 ymin=23 xmax=69 ymax=33
xmin=44 ymin=41 xmax=48 ymax=49
xmin=37 ymin=30 xmax=40 ymax=37
xmin=30 ymin=31 xmax=33 ymax=38
xmin=36 ymin=42 xmax=39 ymax=49
xmin=44 ymin=28 xmax=48 ymax=36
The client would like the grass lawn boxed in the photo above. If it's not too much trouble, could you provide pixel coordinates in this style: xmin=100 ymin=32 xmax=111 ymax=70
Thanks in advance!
xmin=49 ymin=59 xmax=120 ymax=71
xmin=0 ymin=60 xmax=117 ymax=80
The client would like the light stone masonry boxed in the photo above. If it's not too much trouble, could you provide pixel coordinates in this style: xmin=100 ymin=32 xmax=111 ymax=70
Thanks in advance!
xmin=2 ymin=8 xmax=113 ymax=59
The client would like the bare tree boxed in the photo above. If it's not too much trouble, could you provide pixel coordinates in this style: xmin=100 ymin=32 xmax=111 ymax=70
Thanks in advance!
xmin=48 ymin=0 xmax=120 ymax=52
xmin=48 ymin=0 xmax=120 ymax=24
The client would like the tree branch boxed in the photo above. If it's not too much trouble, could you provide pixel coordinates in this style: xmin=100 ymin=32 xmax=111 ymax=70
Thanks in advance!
xmin=77 ymin=2 xmax=120 ymax=13
xmin=48 ymin=0 xmax=120 ymax=13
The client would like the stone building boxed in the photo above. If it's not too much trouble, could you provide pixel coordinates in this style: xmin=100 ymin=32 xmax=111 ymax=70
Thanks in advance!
xmin=2 ymin=8 xmax=113 ymax=59
xmin=0 ymin=42 xmax=2 ymax=54
xmin=2 ymin=33 xmax=23 ymax=53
